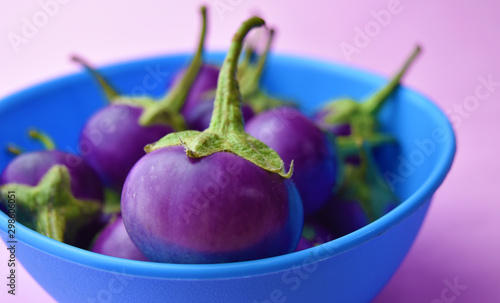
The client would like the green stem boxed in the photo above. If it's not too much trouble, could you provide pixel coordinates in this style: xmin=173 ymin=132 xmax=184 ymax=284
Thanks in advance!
xmin=29 ymin=128 xmax=56 ymax=150
xmin=240 ymin=28 xmax=274 ymax=96
xmin=334 ymin=143 xmax=398 ymax=222
xmin=138 ymin=6 xmax=207 ymax=126
xmin=237 ymin=41 xmax=255 ymax=79
xmin=363 ymin=45 xmax=421 ymax=114
xmin=143 ymin=17 xmax=290 ymax=177
xmin=6 ymin=144 xmax=23 ymax=155
xmin=71 ymin=55 xmax=120 ymax=101
xmin=160 ymin=6 xmax=207 ymax=112
xmin=208 ymin=17 xmax=266 ymax=134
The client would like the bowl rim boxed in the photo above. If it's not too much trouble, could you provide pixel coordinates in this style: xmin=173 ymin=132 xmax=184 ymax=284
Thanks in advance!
xmin=0 ymin=52 xmax=456 ymax=279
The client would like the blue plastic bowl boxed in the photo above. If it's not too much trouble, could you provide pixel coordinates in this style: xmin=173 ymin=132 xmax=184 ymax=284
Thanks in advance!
xmin=0 ymin=53 xmax=455 ymax=303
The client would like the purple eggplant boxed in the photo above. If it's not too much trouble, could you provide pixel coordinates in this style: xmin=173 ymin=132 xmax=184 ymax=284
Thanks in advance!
xmin=245 ymin=106 xmax=339 ymax=215
xmin=248 ymin=47 xmax=419 ymax=216
xmin=73 ymin=7 xmax=208 ymax=191
xmin=79 ymin=105 xmax=172 ymax=192
xmin=311 ymin=48 xmax=421 ymax=236
xmin=0 ymin=130 xmax=103 ymax=245
xmin=76 ymin=186 xmax=122 ymax=249
xmin=92 ymin=215 xmax=148 ymax=261
xmin=244 ymin=47 xmax=414 ymax=215
xmin=319 ymin=143 xmax=398 ymax=237
xmin=122 ymin=17 xmax=303 ymax=264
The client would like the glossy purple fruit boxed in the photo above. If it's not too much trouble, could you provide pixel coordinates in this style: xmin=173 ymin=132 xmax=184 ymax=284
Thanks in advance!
xmin=0 ymin=150 xmax=103 ymax=201
xmin=319 ymin=144 xmax=399 ymax=237
xmin=79 ymin=104 xmax=173 ymax=191
xmin=122 ymin=17 xmax=303 ymax=264
xmin=0 ymin=143 xmax=104 ymax=246
xmin=245 ymin=106 xmax=338 ymax=215
xmin=92 ymin=215 xmax=148 ymax=261
xmin=122 ymin=146 xmax=302 ymax=263
xmin=74 ymin=7 xmax=208 ymax=191
xmin=76 ymin=188 xmax=122 ymax=250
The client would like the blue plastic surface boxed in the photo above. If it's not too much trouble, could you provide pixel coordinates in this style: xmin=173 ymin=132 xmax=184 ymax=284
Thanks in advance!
xmin=0 ymin=53 xmax=456 ymax=303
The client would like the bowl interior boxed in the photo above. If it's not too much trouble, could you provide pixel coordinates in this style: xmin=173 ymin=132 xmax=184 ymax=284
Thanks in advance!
xmin=0 ymin=52 xmax=456 ymax=279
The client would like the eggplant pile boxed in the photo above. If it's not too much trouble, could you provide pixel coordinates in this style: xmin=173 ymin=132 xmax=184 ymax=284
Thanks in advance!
xmin=0 ymin=6 xmax=420 ymax=263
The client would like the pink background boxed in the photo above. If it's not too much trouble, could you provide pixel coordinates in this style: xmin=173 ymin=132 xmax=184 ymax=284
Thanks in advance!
xmin=1 ymin=0 xmax=499 ymax=302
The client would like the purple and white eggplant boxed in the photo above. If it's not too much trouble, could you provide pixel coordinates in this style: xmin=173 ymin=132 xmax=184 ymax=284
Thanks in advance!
xmin=73 ymin=7 xmax=208 ymax=191
xmin=244 ymin=107 xmax=397 ymax=216
xmin=0 ymin=129 xmax=103 ymax=245
xmin=121 ymin=17 xmax=303 ymax=264
xmin=245 ymin=107 xmax=339 ymax=215
xmin=312 ymin=47 xmax=421 ymax=236
xmin=319 ymin=143 xmax=398 ymax=237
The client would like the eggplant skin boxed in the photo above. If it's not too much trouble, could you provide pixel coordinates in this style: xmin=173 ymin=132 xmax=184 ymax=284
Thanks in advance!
xmin=92 ymin=215 xmax=148 ymax=261
xmin=246 ymin=107 xmax=338 ymax=215
xmin=0 ymin=150 xmax=103 ymax=201
xmin=80 ymin=104 xmax=173 ymax=192
xmin=122 ymin=145 xmax=303 ymax=264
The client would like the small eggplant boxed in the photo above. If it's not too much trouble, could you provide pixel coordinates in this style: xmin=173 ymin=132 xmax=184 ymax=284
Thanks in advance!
xmin=121 ymin=17 xmax=303 ymax=264
xmin=73 ymin=7 xmax=208 ymax=191
xmin=0 ymin=129 xmax=103 ymax=245
xmin=319 ymin=143 xmax=398 ymax=237
xmin=91 ymin=215 xmax=148 ymax=261
xmin=245 ymin=107 xmax=339 ymax=215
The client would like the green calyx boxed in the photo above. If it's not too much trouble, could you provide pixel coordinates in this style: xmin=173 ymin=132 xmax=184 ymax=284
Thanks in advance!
xmin=102 ymin=188 xmax=121 ymax=215
xmin=146 ymin=17 xmax=293 ymax=178
xmin=236 ymin=28 xmax=296 ymax=113
xmin=0 ymin=165 xmax=102 ymax=243
xmin=72 ymin=6 xmax=208 ymax=130
xmin=319 ymin=45 xmax=422 ymax=137
xmin=321 ymin=131 xmax=395 ymax=195
xmin=335 ymin=143 xmax=398 ymax=221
